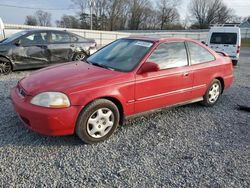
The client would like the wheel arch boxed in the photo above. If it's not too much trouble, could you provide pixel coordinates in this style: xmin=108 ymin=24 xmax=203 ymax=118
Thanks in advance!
xmin=215 ymin=77 xmax=225 ymax=93
xmin=101 ymin=96 xmax=124 ymax=125
xmin=78 ymin=96 xmax=125 ymax=125
xmin=0 ymin=55 xmax=14 ymax=72
xmin=0 ymin=55 xmax=13 ymax=65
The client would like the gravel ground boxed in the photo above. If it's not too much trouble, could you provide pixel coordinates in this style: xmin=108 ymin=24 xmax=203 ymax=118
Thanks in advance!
xmin=0 ymin=49 xmax=249 ymax=187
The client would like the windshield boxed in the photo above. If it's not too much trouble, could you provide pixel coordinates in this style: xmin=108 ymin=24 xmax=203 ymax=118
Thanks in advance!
xmin=87 ymin=39 xmax=154 ymax=72
xmin=210 ymin=32 xmax=237 ymax=45
xmin=0 ymin=30 xmax=29 ymax=44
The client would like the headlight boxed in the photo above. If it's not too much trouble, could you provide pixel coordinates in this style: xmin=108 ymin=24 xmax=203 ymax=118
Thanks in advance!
xmin=90 ymin=42 xmax=97 ymax=48
xmin=31 ymin=92 xmax=70 ymax=108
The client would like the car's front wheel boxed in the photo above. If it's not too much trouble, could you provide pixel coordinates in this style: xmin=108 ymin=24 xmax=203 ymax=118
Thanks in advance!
xmin=76 ymin=99 xmax=120 ymax=144
xmin=202 ymin=79 xmax=222 ymax=107
xmin=0 ymin=58 xmax=12 ymax=75
xmin=73 ymin=52 xmax=87 ymax=61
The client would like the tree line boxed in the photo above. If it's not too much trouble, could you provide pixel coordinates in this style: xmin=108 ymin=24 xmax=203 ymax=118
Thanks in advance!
xmin=25 ymin=0 xmax=250 ymax=30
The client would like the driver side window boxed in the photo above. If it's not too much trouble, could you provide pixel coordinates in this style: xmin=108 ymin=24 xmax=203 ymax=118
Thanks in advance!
xmin=20 ymin=32 xmax=48 ymax=46
xmin=147 ymin=42 xmax=188 ymax=70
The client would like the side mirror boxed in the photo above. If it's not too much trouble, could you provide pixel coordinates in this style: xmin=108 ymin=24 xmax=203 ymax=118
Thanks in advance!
xmin=138 ymin=62 xmax=160 ymax=74
xmin=15 ymin=40 xmax=21 ymax=46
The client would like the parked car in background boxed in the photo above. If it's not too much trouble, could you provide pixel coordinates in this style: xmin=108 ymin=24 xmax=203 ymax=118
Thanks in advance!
xmin=207 ymin=27 xmax=241 ymax=66
xmin=11 ymin=37 xmax=234 ymax=144
xmin=0 ymin=29 xmax=97 ymax=75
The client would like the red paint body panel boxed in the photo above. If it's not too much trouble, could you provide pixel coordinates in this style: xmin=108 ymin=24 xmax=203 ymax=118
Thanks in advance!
xmin=11 ymin=37 xmax=234 ymax=136
xmin=135 ymin=66 xmax=194 ymax=113
xmin=11 ymin=87 xmax=82 ymax=136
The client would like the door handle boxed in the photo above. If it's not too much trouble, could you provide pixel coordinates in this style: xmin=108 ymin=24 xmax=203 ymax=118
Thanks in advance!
xmin=183 ymin=72 xmax=189 ymax=77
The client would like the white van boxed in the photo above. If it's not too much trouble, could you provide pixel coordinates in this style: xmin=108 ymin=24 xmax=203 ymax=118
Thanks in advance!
xmin=207 ymin=27 xmax=241 ymax=65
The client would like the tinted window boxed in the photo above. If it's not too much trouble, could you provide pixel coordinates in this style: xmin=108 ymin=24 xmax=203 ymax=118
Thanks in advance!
xmin=51 ymin=32 xmax=71 ymax=43
xmin=210 ymin=33 xmax=237 ymax=45
xmin=87 ymin=39 xmax=153 ymax=72
xmin=147 ymin=42 xmax=188 ymax=70
xmin=188 ymin=42 xmax=215 ymax=65
xmin=20 ymin=32 xmax=48 ymax=45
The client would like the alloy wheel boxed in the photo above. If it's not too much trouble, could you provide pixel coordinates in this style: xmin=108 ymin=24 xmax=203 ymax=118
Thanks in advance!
xmin=0 ymin=61 xmax=11 ymax=75
xmin=74 ymin=53 xmax=86 ymax=61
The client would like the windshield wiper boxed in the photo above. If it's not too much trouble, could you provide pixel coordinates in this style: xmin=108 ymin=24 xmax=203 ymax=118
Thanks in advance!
xmin=84 ymin=59 xmax=91 ymax=64
xmin=91 ymin=63 xmax=114 ymax=71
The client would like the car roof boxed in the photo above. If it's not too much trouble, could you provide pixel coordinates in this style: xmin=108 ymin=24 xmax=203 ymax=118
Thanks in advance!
xmin=209 ymin=27 xmax=240 ymax=32
xmin=125 ymin=36 xmax=198 ymax=43
xmin=23 ymin=29 xmax=69 ymax=33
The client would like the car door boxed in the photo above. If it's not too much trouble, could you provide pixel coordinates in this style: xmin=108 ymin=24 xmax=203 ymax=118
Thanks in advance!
xmin=186 ymin=41 xmax=217 ymax=99
xmin=47 ymin=31 xmax=74 ymax=64
xmin=135 ymin=41 xmax=194 ymax=114
xmin=12 ymin=31 xmax=49 ymax=68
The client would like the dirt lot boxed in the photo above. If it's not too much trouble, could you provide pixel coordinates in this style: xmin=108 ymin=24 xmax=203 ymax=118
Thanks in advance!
xmin=0 ymin=48 xmax=249 ymax=187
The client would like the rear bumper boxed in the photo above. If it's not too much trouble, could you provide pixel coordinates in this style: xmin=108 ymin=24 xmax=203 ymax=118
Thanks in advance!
xmin=224 ymin=75 xmax=234 ymax=90
xmin=229 ymin=56 xmax=239 ymax=61
xmin=11 ymin=86 xmax=82 ymax=136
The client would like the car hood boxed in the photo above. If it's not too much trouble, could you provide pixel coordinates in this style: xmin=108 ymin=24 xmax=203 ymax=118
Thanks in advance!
xmin=20 ymin=61 xmax=127 ymax=96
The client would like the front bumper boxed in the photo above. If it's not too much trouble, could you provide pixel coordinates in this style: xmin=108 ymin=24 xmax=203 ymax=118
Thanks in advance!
xmin=89 ymin=48 xmax=97 ymax=55
xmin=11 ymin=86 xmax=82 ymax=136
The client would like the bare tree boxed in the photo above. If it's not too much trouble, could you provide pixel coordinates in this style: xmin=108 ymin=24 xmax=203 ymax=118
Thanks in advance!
xmin=189 ymin=0 xmax=233 ymax=29
xmin=56 ymin=15 xmax=80 ymax=28
xmin=105 ymin=0 xmax=130 ymax=30
xmin=93 ymin=0 xmax=109 ymax=30
xmin=71 ymin=0 xmax=88 ymax=14
xmin=68 ymin=0 xmax=185 ymax=30
xmin=24 ymin=15 xmax=38 ymax=26
xmin=157 ymin=0 xmax=181 ymax=30
xmin=128 ymin=0 xmax=152 ymax=30
xmin=35 ymin=10 xmax=52 ymax=26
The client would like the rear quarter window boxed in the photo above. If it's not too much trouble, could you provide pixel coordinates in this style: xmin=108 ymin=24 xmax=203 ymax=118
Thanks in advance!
xmin=210 ymin=32 xmax=237 ymax=45
xmin=187 ymin=42 xmax=215 ymax=65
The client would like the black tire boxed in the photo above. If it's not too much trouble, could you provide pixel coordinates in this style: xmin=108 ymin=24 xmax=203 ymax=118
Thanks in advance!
xmin=232 ymin=60 xmax=238 ymax=66
xmin=0 ymin=58 xmax=12 ymax=75
xmin=202 ymin=79 xmax=222 ymax=107
xmin=76 ymin=99 xmax=120 ymax=144
xmin=72 ymin=52 xmax=87 ymax=61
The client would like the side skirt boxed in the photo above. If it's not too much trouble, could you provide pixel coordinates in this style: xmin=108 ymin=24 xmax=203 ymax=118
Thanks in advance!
xmin=124 ymin=97 xmax=203 ymax=121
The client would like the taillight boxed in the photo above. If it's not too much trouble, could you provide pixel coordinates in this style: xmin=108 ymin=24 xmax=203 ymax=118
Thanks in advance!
xmin=90 ymin=42 xmax=97 ymax=48
xmin=237 ymin=46 xmax=240 ymax=54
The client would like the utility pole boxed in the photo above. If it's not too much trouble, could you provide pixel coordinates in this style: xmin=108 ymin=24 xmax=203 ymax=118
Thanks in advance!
xmin=89 ymin=0 xmax=96 ymax=30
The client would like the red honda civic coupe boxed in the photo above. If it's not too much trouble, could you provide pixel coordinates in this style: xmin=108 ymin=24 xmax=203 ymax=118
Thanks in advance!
xmin=11 ymin=37 xmax=234 ymax=144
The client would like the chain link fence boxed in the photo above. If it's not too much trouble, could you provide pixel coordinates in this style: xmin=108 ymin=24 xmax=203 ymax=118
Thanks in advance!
xmin=3 ymin=23 xmax=250 ymax=46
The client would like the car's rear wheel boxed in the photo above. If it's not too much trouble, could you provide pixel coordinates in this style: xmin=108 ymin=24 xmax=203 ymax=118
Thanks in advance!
xmin=232 ymin=60 xmax=238 ymax=66
xmin=76 ymin=99 xmax=119 ymax=144
xmin=202 ymin=79 xmax=222 ymax=107
xmin=73 ymin=52 xmax=87 ymax=61
xmin=0 ymin=58 xmax=12 ymax=75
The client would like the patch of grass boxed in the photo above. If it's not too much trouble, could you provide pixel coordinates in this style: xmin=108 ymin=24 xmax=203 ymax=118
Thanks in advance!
xmin=242 ymin=39 xmax=250 ymax=48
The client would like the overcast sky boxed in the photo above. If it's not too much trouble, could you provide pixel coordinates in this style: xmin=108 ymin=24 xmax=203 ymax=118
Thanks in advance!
xmin=0 ymin=0 xmax=249 ymax=25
